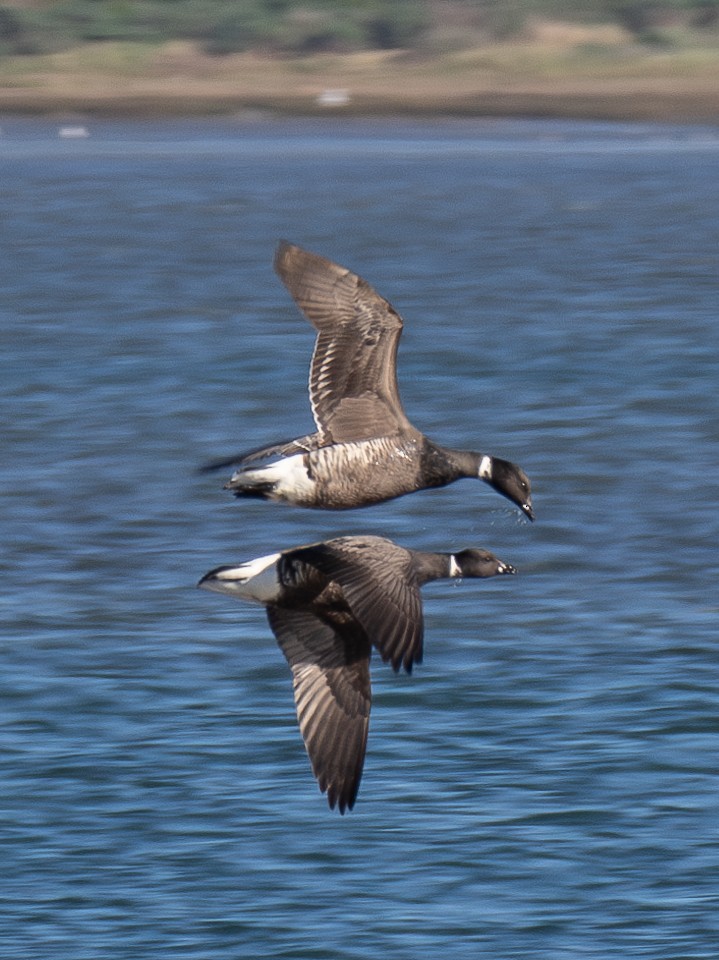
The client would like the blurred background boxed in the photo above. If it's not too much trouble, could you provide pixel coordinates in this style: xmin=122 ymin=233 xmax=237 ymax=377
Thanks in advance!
xmin=1 ymin=0 xmax=719 ymax=119
xmin=2 ymin=3 xmax=719 ymax=960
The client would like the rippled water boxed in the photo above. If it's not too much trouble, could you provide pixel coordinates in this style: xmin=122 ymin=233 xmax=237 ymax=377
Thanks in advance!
xmin=2 ymin=117 xmax=719 ymax=958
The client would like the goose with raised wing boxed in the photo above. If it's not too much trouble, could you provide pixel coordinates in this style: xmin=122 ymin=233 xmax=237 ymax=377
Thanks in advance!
xmin=198 ymin=535 xmax=516 ymax=812
xmin=205 ymin=241 xmax=534 ymax=519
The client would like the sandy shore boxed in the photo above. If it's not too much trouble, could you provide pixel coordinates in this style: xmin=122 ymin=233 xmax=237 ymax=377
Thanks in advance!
xmin=2 ymin=42 xmax=719 ymax=123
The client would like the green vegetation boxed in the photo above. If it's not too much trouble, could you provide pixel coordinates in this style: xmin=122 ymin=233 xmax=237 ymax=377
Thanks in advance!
xmin=2 ymin=0 xmax=718 ymax=120
xmin=0 ymin=0 xmax=425 ymax=56
xmin=0 ymin=0 xmax=717 ymax=58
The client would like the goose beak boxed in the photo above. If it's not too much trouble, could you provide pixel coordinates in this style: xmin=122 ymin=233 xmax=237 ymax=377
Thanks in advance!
xmin=521 ymin=502 xmax=535 ymax=522
xmin=498 ymin=562 xmax=517 ymax=575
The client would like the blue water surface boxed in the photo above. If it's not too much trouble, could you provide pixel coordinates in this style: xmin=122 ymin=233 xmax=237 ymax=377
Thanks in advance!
xmin=2 ymin=117 xmax=718 ymax=959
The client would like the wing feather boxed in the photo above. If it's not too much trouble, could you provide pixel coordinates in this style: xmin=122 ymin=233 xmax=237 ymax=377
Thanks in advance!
xmin=267 ymin=605 xmax=371 ymax=813
xmin=199 ymin=434 xmax=318 ymax=473
xmin=287 ymin=536 xmax=424 ymax=673
xmin=274 ymin=241 xmax=414 ymax=442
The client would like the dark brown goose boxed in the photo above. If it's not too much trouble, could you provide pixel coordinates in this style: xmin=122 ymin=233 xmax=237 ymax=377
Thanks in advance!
xmin=204 ymin=241 xmax=534 ymax=519
xmin=198 ymin=535 xmax=516 ymax=813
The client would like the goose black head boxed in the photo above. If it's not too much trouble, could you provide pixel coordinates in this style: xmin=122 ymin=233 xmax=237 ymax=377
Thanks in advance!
xmin=481 ymin=456 xmax=534 ymax=521
xmin=452 ymin=548 xmax=517 ymax=578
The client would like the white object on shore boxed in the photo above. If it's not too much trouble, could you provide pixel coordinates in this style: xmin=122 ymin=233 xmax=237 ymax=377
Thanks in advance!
xmin=58 ymin=126 xmax=90 ymax=138
xmin=316 ymin=89 xmax=350 ymax=107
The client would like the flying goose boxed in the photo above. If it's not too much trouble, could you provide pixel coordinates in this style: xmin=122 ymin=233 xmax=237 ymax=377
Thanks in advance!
xmin=198 ymin=535 xmax=516 ymax=812
xmin=204 ymin=241 xmax=534 ymax=519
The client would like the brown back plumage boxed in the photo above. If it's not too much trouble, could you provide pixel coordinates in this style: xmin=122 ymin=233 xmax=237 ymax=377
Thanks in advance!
xmin=289 ymin=536 xmax=425 ymax=674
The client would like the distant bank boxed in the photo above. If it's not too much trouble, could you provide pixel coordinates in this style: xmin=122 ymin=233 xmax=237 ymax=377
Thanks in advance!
xmin=2 ymin=43 xmax=719 ymax=123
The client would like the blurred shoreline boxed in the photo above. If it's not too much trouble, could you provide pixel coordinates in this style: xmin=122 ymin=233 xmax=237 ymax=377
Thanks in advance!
xmin=2 ymin=43 xmax=719 ymax=123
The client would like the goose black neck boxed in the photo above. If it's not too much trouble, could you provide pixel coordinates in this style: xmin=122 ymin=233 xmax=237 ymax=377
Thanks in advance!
xmin=420 ymin=441 xmax=482 ymax=485
xmin=413 ymin=551 xmax=457 ymax=585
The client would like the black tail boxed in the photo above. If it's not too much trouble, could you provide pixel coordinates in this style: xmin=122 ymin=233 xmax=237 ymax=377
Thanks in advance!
xmin=228 ymin=484 xmax=276 ymax=501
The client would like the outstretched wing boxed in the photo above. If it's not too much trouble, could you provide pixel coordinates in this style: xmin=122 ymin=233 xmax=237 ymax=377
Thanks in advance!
xmin=288 ymin=536 xmax=424 ymax=674
xmin=267 ymin=605 xmax=371 ymax=813
xmin=274 ymin=241 xmax=414 ymax=442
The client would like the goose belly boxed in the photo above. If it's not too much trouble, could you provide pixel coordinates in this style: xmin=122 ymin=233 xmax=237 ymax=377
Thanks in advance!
xmin=231 ymin=439 xmax=422 ymax=508
xmin=306 ymin=438 xmax=422 ymax=508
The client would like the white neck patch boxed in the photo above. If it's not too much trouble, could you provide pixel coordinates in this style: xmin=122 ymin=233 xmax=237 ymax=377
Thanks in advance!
xmin=449 ymin=555 xmax=462 ymax=578
xmin=478 ymin=455 xmax=493 ymax=480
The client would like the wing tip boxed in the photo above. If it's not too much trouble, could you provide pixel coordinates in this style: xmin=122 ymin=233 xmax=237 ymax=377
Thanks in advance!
xmin=325 ymin=778 xmax=360 ymax=814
